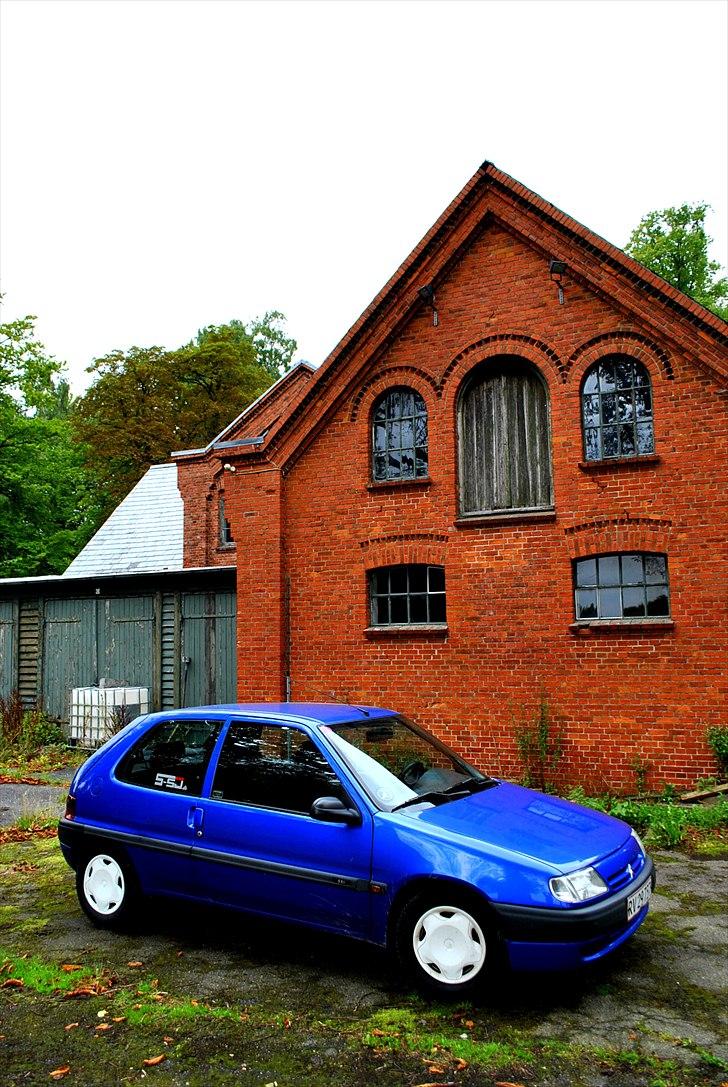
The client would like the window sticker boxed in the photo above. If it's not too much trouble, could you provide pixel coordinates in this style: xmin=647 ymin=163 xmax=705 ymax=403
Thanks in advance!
xmin=154 ymin=773 xmax=188 ymax=792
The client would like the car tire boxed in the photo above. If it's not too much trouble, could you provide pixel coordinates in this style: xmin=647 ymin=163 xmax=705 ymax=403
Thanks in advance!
xmin=75 ymin=848 xmax=140 ymax=930
xmin=395 ymin=890 xmax=497 ymax=996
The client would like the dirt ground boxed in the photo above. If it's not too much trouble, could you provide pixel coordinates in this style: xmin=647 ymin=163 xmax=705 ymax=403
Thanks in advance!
xmin=0 ymin=783 xmax=726 ymax=1086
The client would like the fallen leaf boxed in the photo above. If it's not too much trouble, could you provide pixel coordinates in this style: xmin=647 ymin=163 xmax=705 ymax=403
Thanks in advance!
xmin=283 ymin=1017 xmax=292 ymax=1029
xmin=175 ymin=950 xmax=184 ymax=957
xmin=95 ymin=1022 xmax=112 ymax=1032
xmin=64 ymin=987 xmax=97 ymax=999
xmin=424 ymin=1063 xmax=446 ymax=1074
xmin=454 ymin=1057 xmax=469 ymax=1071
xmin=49 ymin=1068 xmax=71 ymax=1081
xmin=63 ymin=1023 xmax=79 ymax=1032
xmin=412 ymin=1082 xmax=456 ymax=1087
xmin=61 ymin=965 xmax=83 ymax=972
xmin=112 ymin=1016 xmax=126 ymax=1023
xmin=142 ymin=1055 xmax=166 ymax=1067
xmin=127 ymin=961 xmax=143 ymax=968
xmin=495 ymin=1082 xmax=527 ymax=1087
xmin=163 ymin=1036 xmax=174 ymax=1044
xmin=464 ymin=1019 xmax=474 ymax=1028
xmin=190 ymin=999 xmax=199 ymax=1006
xmin=1 ymin=978 xmax=24 ymax=989
xmin=370 ymin=1028 xmax=387 ymax=1036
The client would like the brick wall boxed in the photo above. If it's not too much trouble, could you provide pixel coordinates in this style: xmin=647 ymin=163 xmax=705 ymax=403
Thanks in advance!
xmin=279 ymin=220 xmax=727 ymax=792
xmin=178 ymin=211 xmax=727 ymax=793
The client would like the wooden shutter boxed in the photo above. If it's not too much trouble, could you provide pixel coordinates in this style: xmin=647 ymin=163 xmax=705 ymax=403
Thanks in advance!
xmin=459 ymin=359 xmax=552 ymax=514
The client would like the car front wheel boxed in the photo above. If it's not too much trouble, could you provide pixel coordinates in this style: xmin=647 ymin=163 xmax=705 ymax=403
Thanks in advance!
xmin=76 ymin=850 xmax=139 ymax=929
xmin=396 ymin=893 xmax=494 ymax=995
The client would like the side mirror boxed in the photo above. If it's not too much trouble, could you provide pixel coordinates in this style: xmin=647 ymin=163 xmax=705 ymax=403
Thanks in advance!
xmin=311 ymin=795 xmax=361 ymax=826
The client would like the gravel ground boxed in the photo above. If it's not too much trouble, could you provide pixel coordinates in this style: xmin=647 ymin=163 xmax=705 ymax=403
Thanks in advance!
xmin=1 ymin=780 xmax=726 ymax=1086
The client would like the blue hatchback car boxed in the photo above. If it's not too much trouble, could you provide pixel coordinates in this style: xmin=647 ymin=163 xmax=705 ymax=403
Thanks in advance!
xmin=58 ymin=704 xmax=655 ymax=995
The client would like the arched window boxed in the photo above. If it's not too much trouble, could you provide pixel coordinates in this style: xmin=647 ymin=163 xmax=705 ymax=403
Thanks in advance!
xmin=372 ymin=388 xmax=428 ymax=482
xmin=458 ymin=357 xmax=552 ymax=514
xmin=581 ymin=356 xmax=654 ymax=461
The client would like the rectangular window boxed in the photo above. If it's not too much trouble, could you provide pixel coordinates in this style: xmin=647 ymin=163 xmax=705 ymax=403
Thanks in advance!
xmin=210 ymin=723 xmax=347 ymax=815
xmin=219 ymin=497 xmax=234 ymax=546
xmin=574 ymin=553 xmax=670 ymax=621
xmin=369 ymin=564 xmax=446 ymax=626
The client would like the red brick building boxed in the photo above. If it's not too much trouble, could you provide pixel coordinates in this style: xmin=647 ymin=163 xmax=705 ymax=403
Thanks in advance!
xmin=174 ymin=162 xmax=728 ymax=792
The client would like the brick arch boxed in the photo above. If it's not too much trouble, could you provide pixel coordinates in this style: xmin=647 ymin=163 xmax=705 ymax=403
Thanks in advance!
xmin=438 ymin=333 xmax=565 ymax=398
xmin=567 ymin=332 xmax=674 ymax=384
xmin=349 ymin=366 xmax=440 ymax=422
xmin=358 ymin=532 xmax=449 ymax=571
xmin=563 ymin=515 xmax=673 ymax=560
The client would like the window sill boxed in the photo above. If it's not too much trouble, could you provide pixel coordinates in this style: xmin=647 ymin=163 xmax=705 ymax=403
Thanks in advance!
xmin=569 ymin=618 xmax=674 ymax=634
xmin=216 ymin=543 xmax=236 ymax=552
xmin=455 ymin=508 xmax=556 ymax=528
xmin=578 ymin=454 xmax=660 ymax=472
xmin=365 ymin=624 xmax=448 ymax=638
xmin=367 ymin=477 xmax=432 ymax=493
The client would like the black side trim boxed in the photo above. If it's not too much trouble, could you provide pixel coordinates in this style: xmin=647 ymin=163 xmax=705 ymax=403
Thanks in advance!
xmin=59 ymin=819 xmax=192 ymax=859
xmin=58 ymin=819 xmax=377 ymax=893
xmin=492 ymin=857 xmax=656 ymax=942
xmin=190 ymin=843 xmax=368 ymax=891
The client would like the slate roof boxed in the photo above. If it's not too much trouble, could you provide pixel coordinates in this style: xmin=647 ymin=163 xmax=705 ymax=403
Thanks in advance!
xmin=64 ymin=463 xmax=183 ymax=578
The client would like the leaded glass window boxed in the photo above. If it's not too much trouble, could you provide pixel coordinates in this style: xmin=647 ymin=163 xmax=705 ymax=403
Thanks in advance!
xmin=574 ymin=553 xmax=670 ymax=620
xmin=369 ymin=565 xmax=446 ymax=626
xmin=372 ymin=388 xmax=428 ymax=482
xmin=582 ymin=356 xmax=654 ymax=461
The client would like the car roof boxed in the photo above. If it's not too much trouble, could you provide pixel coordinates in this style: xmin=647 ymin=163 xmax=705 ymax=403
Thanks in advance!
xmin=147 ymin=703 xmax=396 ymax=727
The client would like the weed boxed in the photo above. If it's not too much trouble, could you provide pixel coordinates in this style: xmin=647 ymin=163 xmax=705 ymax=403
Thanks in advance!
xmin=512 ymin=691 xmax=564 ymax=791
xmin=630 ymin=754 xmax=653 ymax=795
xmin=706 ymin=725 xmax=728 ymax=774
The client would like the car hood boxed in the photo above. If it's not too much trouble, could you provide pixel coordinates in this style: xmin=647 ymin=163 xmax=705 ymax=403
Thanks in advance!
xmin=403 ymin=782 xmax=631 ymax=872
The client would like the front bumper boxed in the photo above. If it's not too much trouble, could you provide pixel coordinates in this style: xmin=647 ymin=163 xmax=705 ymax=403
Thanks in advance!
xmin=493 ymin=855 xmax=656 ymax=971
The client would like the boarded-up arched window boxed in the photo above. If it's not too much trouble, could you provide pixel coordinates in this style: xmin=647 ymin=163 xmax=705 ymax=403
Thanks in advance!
xmin=458 ymin=357 xmax=553 ymax=514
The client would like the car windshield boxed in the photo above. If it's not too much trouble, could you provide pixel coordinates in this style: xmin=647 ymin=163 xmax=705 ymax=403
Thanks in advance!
xmin=322 ymin=715 xmax=493 ymax=812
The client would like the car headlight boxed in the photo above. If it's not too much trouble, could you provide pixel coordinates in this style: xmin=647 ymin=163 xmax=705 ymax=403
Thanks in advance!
xmin=549 ymin=866 xmax=608 ymax=904
xmin=631 ymin=829 xmax=646 ymax=856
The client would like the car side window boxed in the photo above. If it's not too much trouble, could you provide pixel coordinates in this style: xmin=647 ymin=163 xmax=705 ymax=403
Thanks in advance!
xmin=115 ymin=718 xmax=224 ymax=796
xmin=210 ymin=723 xmax=348 ymax=816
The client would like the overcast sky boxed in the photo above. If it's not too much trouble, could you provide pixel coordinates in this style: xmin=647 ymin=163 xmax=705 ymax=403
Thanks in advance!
xmin=1 ymin=0 xmax=726 ymax=393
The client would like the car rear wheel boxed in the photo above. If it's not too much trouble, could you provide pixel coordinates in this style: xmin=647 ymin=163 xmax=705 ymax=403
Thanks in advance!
xmin=76 ymin=850 xmax=139 ymax=929
xmin=396 ymin=892 xmax=494 ymax=995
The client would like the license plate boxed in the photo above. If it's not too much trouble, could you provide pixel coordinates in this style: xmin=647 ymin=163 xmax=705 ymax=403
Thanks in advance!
xmin=627 ymin=879 xmax=652 ymax=920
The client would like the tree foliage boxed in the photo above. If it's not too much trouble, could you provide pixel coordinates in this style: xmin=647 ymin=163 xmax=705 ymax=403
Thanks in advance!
xmin=625 ymin=203 xmax=728 ymax=320
xmin=72 ymin=314 xmax=296 ymax=510
xmin=0 ymin=312 xmax=103 ymax=578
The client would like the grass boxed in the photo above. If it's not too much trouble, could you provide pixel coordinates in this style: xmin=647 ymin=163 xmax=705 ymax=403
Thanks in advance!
xmin=566 ymin=788 xmax=728 ymax=851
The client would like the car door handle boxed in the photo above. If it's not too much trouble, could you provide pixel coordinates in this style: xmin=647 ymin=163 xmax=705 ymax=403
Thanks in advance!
xmin=187 ymin=806 xmax=204 ymax=837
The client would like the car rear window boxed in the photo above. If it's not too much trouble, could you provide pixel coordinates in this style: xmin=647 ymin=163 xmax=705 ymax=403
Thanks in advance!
xmin=115 ymin=718 xmax=224 ymax=796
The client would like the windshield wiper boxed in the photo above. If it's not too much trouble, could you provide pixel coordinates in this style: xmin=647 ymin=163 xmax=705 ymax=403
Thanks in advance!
xmin=443 ymin=777 xmax=499 ymax=795
xmin=391 ymin=789 xmax=469 ymax=813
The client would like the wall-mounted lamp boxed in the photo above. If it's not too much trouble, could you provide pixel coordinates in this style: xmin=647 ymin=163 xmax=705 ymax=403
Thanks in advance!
xmin=418 ymin=284 xmax=439 ymax=326
xmin=223 ymin=462 xmax=236 ymax=473
xmin=549 ymin=259 xmax=567 ymax=305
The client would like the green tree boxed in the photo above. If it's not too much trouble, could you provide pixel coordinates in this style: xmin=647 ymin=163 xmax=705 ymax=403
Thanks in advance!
xmin=73 ymin=314 xmax=294 ymax=509
xmin=0 ymin=312 xmax=104 ymax=577
xmin=625 ymin=203 xmax=728 ymax=320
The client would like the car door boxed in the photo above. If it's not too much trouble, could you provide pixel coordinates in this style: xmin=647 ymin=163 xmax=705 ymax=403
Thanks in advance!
xmin=111 ymin=714 xmax=227 ymax=896
xmin=190 ymin=721 xmax=374 ymax=938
